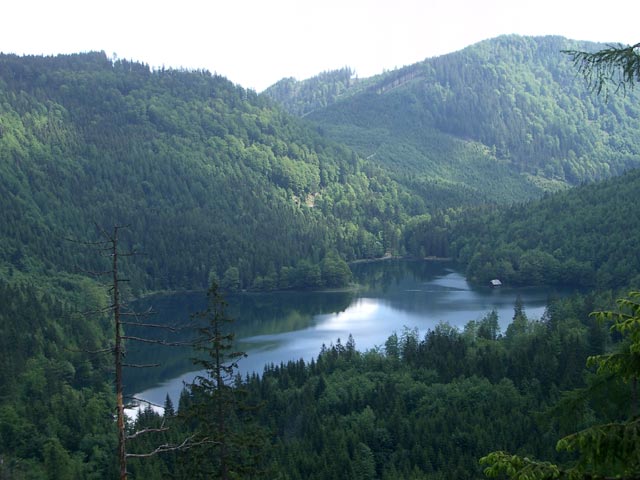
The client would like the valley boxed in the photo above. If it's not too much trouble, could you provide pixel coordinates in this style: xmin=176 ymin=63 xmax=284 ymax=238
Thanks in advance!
xmin=0 ymin=35 xmax=639 ymax=478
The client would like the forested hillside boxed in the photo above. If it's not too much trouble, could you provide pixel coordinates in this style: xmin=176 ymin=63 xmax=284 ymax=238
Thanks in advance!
xmin=5 ymin=37 xmax=640 ymax=293
xmin=0 ymin=52 xmax=426 ymax=293
xmin=267 ymin=35 xmax=640 ymax=199
xmin=124 ymin=289 xmax=625 ymax=479
xmin=443 ymin=168 xmax=640 ymax=290
xmin=0 ymin=280 xmax=118 ymax=478
xmin=264 ymin=67 xmax=359 ymax=117
xmin=3 ymin=36 xmax=640 ymax=478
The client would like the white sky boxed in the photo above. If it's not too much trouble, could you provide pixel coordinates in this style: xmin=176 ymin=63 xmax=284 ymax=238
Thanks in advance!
xmin=1 ymin=0 xmax=637 ymax=92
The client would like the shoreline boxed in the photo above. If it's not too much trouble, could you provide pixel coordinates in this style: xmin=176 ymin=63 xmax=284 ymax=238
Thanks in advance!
xmin=135 ymin=256 xmax=454 ymax=300
xmin=349 ymin=255 xmax=452 ymax=265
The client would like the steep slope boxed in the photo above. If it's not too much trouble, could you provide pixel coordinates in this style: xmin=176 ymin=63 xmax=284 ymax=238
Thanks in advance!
xmin=263 ymin=67 xmax=358 ymax=117
xmin=0 ymin=52 xmax=420 ymax=292
xmin=447 ymin=168 xmax=640 ymax=289
xmin=265 ymin=35 xmax=640 ymax=200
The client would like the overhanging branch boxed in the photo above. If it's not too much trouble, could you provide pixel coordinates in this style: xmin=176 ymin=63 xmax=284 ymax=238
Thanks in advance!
xmin=125 ymin=436 xmax=217 ymax=458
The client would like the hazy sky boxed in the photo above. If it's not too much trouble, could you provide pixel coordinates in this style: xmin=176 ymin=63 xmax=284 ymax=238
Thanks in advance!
xmin=2 ymin=0 xmax=637 ymax=91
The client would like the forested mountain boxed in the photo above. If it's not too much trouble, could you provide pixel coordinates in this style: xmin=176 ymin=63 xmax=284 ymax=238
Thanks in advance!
xmin=444 ymin=168 xmax=640 ymax=290
xmin=266 ymin=35 xmax=640 ymax=199
xmin=0 ymin=55 xmax=426 ymax=477
xmin=263 ymin=67 xmax=358 ymax=117
xmin=0 ymin=52 xmax=425 ymax=294
xmin=5 ymin=36 xmax=640 ymax=294
xmin=3 ymin=36 xmax=640 ymax=478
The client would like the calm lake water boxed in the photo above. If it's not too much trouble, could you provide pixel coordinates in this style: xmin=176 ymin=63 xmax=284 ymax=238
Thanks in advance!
xmin=127 ymin=260 xmax=569 ymax=412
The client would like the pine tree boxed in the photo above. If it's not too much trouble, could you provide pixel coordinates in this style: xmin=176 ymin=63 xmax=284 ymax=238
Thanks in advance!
xmin=180 ymin=283 xmax=267 ymax=479
xmin=481 ymin=291 xmax=640 ymax=479
xmin=565 ymin=42 xmax=640 ymax=95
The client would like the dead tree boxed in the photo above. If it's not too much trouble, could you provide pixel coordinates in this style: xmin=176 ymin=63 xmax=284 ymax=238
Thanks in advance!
xmin=76 ymin=225 xmax=205 ymax=480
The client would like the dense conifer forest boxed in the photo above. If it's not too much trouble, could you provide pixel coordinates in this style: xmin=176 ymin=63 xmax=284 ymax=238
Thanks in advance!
xmin=270 ymin=36 xmax=640 ymax=199
xmin=1 ymin=35 xmax=640 ymax=478
xmin=0 ymin=52 xmax=418 ymax=294
xmin=125 ymin=290 xmax=619 ymax=479
xmin=401 ymin=169 xmax=640 ymax=290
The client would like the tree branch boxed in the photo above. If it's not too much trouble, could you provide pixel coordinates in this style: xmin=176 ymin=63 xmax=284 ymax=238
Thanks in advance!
xmin=122 ymin=362 xmax=161 ymax=368
xmin=564 ymin=43 xmax=640 ymax=96
xmin=125 ymin=436 xmax=216 ymax=458
xmin=121 ymin=335 xmax=197 ymax=347
xmin=125 ymin=397 xmax=165 ymax=410
xmin=65 ymin=346 xmax=113 ymax=355
xmin=120 ymin=321 xmax=180 ymax=332
xmin=126 ymin=426 xmax=170 ymax=441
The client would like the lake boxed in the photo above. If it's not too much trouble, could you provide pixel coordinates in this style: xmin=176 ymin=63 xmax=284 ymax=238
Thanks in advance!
xmin=126 ymin=260 xmax=568 ymax=413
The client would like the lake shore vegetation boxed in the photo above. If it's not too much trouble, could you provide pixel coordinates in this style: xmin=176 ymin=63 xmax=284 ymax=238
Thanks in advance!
xmin=2 ymin=34 xmax=640 ymax=478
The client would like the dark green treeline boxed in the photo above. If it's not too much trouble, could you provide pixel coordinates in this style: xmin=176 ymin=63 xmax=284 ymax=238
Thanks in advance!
xmin=125 ymin=291 xmax=622 ymax=479
xmin=0 ymin=52 xmax=423 ymax=294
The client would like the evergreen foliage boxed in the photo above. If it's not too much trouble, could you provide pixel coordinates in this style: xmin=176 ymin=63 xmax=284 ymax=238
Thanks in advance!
xmin=177 ymin=283 xmax=267 ymax=479
xmin=276 ymin=36 xmax=640 ymax=202
xmin=4 ymin=34 xmax=640 ymax=479
xmin=0 ymin=51 xmax=417 ymax=294
xmin=119 ymin=292 xmax=620 ymax=479
xmin=444 ymin=169 xmax=640 ymax=289
xmin=482 ymin=291 xmax=640 ymax=479
xmin=263 ymin=67 xmax=358 ymax=117
xmin=0 ymin=280 xmax=117 ymax=478
xmin=565 ymin=41 xmax=640 ymax=95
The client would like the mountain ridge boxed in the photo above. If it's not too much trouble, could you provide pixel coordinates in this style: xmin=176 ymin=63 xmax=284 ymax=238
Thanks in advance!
xmin=0 ymin=52 xmax=422 ymax=293
xmin=264 ymin=35 xmax=640 ymax=195
xmin=4 ymin=36 xmax=640 ymax=293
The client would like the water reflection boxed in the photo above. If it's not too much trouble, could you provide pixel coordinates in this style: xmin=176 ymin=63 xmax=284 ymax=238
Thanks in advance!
xmin=125 ymin=288 xmax=354 ymax=395
xmin=127 ymin=261 xmax=569 ymax=412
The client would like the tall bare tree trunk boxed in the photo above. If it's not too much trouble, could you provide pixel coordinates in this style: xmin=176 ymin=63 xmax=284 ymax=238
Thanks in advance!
xmin=111 ymin=227 xmax=127 ymax=480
